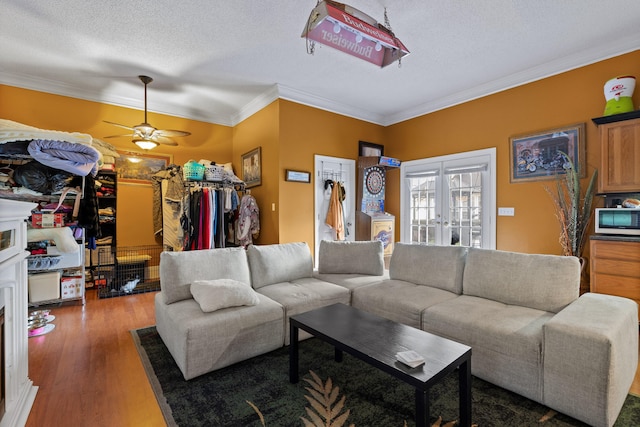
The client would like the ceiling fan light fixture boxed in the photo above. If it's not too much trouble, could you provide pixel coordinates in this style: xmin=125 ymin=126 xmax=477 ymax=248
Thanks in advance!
xmin=135 ymin=123 xmax=156 ymax=136
xmin=103 ymin=75 xmax=190 ymax=147
xmin=133 ymin=138 xmax=159 ymax=150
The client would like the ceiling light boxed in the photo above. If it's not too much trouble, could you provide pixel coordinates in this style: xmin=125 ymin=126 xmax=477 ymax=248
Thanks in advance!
xmin=302 ymin=1 xmax=409 ymax=68
xmin=133 ymin=138 xmax=159 ymax=150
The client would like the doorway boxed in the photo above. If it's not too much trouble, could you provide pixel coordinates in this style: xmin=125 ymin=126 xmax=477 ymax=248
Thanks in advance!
xmin=313 ymin=155 xmax=356 ymax=265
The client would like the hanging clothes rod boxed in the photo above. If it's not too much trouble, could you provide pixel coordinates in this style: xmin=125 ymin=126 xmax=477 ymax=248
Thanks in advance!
xmin=184 ymin=181 xmax=245 ymax=191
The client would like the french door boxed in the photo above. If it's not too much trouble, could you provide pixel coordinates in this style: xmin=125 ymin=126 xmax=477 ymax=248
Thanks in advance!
xmin=400 ymin=148 xmax=496 ymax=248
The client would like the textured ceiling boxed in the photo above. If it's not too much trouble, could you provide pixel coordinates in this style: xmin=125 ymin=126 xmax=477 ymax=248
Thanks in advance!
xmin=1 ymin=0 xmax=639 ymax=127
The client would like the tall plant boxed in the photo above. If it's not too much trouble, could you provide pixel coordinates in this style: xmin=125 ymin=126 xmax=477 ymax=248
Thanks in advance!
xmin=544 ymin=152 xmax=598 ymax=258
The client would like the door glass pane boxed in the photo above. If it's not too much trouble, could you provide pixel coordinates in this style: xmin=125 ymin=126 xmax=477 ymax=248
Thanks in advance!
xmin=447 ymin=171 xmax=482 ymax=247
xmin=408 ymin=176 xmax=437 ymax=244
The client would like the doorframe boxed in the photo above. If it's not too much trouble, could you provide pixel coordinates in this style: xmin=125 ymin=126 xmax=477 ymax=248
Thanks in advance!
xmin=313 ymin=155 xmax=356 ymax=265
xmin=399 ymin=147 xmax=496 ymax=249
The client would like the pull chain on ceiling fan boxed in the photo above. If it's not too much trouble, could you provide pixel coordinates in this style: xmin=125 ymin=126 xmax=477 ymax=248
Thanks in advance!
xmin=104 ymin=75 xmax=191 ymax=150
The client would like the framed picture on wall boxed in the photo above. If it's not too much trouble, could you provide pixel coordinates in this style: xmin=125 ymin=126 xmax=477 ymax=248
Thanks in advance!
xmin=242 ymin=147 xmax=262 ymax=188
xmin=285 ymin=169 xmax=311 ymax=183
xmin=115 ymin=150 xmax=173 ymax=185
xmin=509 ymin=123 xmax=585 ymax=183
xmin=359 ymin=141 xmax=384 ymax=157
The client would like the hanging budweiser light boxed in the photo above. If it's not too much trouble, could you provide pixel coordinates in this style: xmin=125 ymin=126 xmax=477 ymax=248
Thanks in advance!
xmin=301 ymin=0 xmax=409 ymax=68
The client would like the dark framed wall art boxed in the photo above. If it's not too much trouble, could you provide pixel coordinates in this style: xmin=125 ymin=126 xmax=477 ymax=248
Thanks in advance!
xmin=358 ymin=141 xmax=384 ymax=157
xmin=242 ymin=147 xmax=262 ymax=188
xmin=509 ymin=123 xmax=585 ymax=183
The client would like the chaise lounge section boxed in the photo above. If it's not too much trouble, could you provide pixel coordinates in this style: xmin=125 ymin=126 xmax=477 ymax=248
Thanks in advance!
xmin=155 ymin=240 xmax=638 ymax=427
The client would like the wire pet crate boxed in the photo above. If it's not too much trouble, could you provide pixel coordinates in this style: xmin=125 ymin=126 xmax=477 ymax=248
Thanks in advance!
xmin=96 ymin=245 xmax=162 ymax=298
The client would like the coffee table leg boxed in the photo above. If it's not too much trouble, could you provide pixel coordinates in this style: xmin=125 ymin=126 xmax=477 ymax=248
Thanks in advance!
xmin=334 ymin=347 xmax=343 ymax=362
xmin=459 ymin=358 xmax=472 ymax=427
xmin=415 ymin=389 xmax=428 ymax=427
xmin=289 ymin=323 xmax=299 ymax=383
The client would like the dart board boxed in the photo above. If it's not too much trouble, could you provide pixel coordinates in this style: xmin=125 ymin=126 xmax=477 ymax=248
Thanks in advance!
xmin=364 ymin=166 xmax=385 ymax=197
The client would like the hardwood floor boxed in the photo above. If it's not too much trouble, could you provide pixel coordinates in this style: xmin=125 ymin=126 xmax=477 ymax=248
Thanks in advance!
xmin=26 ymin=290 xmax=164 ymax=427
xmin=26 ymin=289 xmax=640 ymax=426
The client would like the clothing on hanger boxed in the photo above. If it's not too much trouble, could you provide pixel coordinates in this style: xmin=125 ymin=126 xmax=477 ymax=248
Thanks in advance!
xmin=325 ymin=180 xmax=345 ymax=240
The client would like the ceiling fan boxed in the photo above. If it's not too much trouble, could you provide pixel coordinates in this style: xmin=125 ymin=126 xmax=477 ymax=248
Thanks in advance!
xmin=104 ymin=75 xmax=190 ymax=150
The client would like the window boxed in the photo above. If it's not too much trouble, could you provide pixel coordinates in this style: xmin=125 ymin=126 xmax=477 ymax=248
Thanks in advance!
xmin=401 ymin=148 xmax=496 ymax=248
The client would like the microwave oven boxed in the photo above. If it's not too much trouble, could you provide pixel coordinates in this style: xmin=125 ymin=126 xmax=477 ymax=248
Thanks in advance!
xmin=595 ymin=208 xmax=640 ymax=235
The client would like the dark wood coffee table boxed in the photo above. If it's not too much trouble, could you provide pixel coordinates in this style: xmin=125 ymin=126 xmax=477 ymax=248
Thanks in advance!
xmin=289 ymin=303 xmax=472 ymax=427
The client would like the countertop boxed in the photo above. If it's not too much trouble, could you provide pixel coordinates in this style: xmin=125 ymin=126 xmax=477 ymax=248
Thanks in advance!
xmin=590 ymin=234 xmax=640 ymax=243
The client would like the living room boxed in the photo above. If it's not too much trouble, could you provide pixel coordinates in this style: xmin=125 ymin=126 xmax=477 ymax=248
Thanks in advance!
xmin=2 ymin=48 xmax=637 ymax=427
xmin=1 ymin=2 xmax=640 ymax=426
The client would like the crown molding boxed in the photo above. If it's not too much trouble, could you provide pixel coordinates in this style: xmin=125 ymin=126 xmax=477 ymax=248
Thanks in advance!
xmin=383 ymin=39 xmax=640 ymax=126
xmin=276 ymin=84 xmax=385 ymax=125
xmin=2 ymin=37 xmax=638 ymax=129
xmin=0 ymin=71 xmax=235 ymax=127
xmin=230 ymin=85 xmax=280 ymax=126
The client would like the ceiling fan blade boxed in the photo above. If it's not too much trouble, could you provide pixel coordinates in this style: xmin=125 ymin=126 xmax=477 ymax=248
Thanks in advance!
xmin=103 ymin=133 xmax=135 ymax=139
xmin=152 ymin=135 xmax=179 ymax=146
xmin=154 ymin=129 xmax=191 ymax=138
xmin=103 ymin=120 xmax=135 ymax=131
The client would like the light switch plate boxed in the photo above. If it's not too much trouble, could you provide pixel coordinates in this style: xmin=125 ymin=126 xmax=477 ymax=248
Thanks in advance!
xmin=498 ymin=207 xmax=515 ymax=216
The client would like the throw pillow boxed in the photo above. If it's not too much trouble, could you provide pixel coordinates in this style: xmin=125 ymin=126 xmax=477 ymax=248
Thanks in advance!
xmin=190 ymin=279 xmax=259 ymax=313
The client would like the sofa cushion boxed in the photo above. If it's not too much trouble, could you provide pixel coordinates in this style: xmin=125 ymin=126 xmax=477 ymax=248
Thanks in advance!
xmin=317 ymin=240 xmax=384 ymax=275
xmin=190 ymin=279 xmax=259 ymax=312
xmin=462 ymin=248 xmax=580 ymax=313
xmin=154 ymin=292 xmax=284 ymax=380
xmin=256 ymin=277 xmax=350 ymax=345
xmin=247 ymin=242 xmax=313 ymax=289
xmin=313 ymin=271 xmax=389 ymax=291
xmin=351 ymin=279 xmax=458 ymax=328
xmin=389 ymin=243 xmax=467 ymax=294
xmin=160 ymin=247 xmax=252 ymax=304
xmin=422 ymin=294 xmax=552 ymax=402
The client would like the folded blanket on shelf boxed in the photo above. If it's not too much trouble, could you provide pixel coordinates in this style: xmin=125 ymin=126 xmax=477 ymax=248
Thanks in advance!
xmin=27 ymin=227 xmax=79 ymax=253
xmin=28 ymin=139 xmax=100 ymax=176
xmin=0 ymin=119 xmax=92 ymax=145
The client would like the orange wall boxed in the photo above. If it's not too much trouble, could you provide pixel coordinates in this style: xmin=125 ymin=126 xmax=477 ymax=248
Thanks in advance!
xmin=278 ymin=100 xmax=385 ymax=247
xmin=0 ymin=85 xmax=233 ymax=246
xmin=384 ymin=49 xmax=640 ymax=254
xmin=232 ymin=101 xmax=280 ymax=244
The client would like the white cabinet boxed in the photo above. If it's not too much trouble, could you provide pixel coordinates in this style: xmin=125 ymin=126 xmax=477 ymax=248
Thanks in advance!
xmin=0 ymin=199 xmax=38 ymax=427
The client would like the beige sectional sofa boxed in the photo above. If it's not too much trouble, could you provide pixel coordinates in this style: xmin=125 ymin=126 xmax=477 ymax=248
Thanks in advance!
xmin=155 ymin=240 xmax=638 ymax=427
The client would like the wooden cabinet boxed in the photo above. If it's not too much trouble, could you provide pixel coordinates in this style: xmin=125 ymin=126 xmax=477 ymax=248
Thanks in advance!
xmin=355 ymin=212 xmax=395 ymax=257
xmin=590 ymin=238 xmax=640 ymax=320
xmin=596 ymin=116 xmax=640 ymax=193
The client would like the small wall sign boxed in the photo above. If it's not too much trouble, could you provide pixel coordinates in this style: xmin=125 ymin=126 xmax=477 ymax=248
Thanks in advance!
xmin=285 ymin=169 xmax=311 ymax=183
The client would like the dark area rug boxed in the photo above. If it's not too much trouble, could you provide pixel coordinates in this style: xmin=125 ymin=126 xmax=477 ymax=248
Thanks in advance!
xmin=132 ymin=326 xmax=640 ymax=427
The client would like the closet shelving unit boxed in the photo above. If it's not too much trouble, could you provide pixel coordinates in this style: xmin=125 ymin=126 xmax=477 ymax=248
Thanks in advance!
xmin=1 ymin=153 xmax=87 ymax=306
xmin=87 ymin=169 xmax=117 ymax=289
xmin=27 ymin=227 xmax=86 ymax=306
